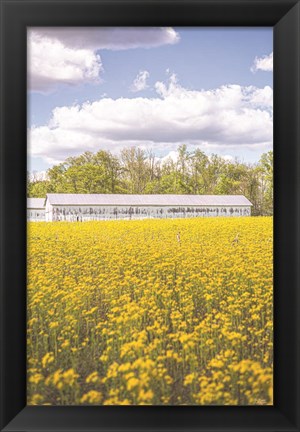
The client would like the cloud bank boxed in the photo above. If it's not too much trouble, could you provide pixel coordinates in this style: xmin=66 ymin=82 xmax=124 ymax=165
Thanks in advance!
xmin=28 ymin=28 xmax=179 ymax=92
xmin=29 ymin=76 xmax=273 ymax=165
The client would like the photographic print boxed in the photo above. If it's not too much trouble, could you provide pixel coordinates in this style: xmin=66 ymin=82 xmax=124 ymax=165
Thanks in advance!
xmin=27 ymin=27 xmax=273 ymax=406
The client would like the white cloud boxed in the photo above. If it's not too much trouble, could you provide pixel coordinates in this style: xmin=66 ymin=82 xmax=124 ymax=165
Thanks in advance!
xmin=155 ymin=73 xmax=178 ymax=98
xmin=130 ymin=70 xmax=150 ymax=93
xmin=30 ymin=27 xmax=179 ymax=51
xmin=28 ymin=76 xmax=273 ymax=165
xmin=160 ymin=150 xmax=179 ymax=164
xmin=220 ymin=154 xmax=234 ymax=162
xmin=249 ymin=85 xmax=273 ymax=108
xmin=28 ymin=28 xmax=179 ymax=92
xmin=251 ymin=52 xmax=273 ymax=73
xmin=28 ymin=33 xmax=102 ymax=92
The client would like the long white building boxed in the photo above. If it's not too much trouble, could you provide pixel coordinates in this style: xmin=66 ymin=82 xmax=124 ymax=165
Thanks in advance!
xmin=27 ymin=198 xmax=46 ymax=221
xmin=40 ymin=193 xmax=252 ymax=221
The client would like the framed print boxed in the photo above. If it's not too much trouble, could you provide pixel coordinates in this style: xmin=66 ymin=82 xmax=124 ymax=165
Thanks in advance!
xmin=26 ymin=25 xmax=272 ymax=408
xmin=0 ymin=0 xmax=299 ymax=431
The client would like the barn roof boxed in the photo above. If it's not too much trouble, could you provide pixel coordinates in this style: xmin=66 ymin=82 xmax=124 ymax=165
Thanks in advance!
xmin=27 ymin=198 xmax=45 ymax=209
xmin=46 ymin=194 xmax=252 ymax=207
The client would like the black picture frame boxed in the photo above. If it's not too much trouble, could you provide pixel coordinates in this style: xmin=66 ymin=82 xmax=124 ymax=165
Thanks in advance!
xmin=0 ymin=0 xmax=299 ymax=431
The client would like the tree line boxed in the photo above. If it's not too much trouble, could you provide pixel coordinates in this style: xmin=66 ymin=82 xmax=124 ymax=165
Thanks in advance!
xmin=28 ymin=145 xmax=273 ymax=216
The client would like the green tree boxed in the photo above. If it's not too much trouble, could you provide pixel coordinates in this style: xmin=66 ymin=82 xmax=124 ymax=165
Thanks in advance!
xmin=258 ymin=151 xmax=273 ymax=215
xmin=27 ymin=147 xmax=273 ymax=216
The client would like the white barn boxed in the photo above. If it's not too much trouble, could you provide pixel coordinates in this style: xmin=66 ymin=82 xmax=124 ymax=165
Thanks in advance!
xmin=27 ymin=198 xmax=46 ymax=221
xmin=44 ymin=194 xmax=252 ymax=222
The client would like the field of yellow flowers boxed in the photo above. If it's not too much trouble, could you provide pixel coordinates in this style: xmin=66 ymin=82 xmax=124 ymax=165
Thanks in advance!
xmin=27 ymin=217 xmax=273 ymax=406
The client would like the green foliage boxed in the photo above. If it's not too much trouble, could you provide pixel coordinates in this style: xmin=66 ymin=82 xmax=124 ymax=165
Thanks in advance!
xmin=27 ymin=147 xmax=273 ymax=216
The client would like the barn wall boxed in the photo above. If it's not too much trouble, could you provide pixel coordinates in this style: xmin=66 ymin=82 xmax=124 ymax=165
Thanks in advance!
xmin=45 ymin=202 xmax=53 ymax=221
xmin=27 ymin=209 xmax=45 ymax=221
xmin=48 ymin=205 xmax=251 ymax=221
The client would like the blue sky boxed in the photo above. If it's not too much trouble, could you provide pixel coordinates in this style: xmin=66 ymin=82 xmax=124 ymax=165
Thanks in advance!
xmin=28 ymin=27 xmax=273 ymax=172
